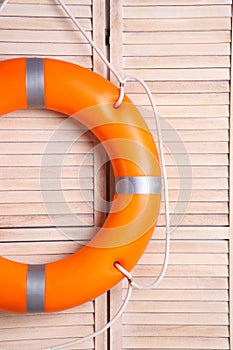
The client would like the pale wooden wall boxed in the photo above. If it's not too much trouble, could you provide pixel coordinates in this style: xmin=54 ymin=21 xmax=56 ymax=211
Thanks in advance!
xmin=0 ymin=1 xmax=107 ymax=349
xmin=0 ymin=1 xmax=232 ymax=350
xmin=110 ymin=1 xmax=232 ymax=349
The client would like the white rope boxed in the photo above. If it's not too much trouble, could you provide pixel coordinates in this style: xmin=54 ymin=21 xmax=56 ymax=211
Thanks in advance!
xmin=115 ymin=75 xmax=171 ymax=290
xmin=45 ymin=280 xmax=132 ymax=350
xmin=0 ymin=0 xmax=171 ymax=348
xmin=0 ymin=0 xmax=9 ymax=12
xmin=56 ymin=0 xmax=122 ymax=84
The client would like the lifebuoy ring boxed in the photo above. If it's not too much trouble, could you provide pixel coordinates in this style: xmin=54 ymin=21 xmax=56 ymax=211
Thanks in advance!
xmin=0 ymin=58 xmax=161 ymax=313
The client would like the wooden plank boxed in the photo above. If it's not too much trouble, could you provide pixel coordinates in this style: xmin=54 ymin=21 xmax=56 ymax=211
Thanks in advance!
xmin=152 ymin=227 xmax=230 ymax=240
xmin=124 ymin=0 xmax=232 ymax=5
xmin=10 ymin=0 xmax=92 ymax=4
xmin=123 ymin=313 xmax=229 ymax=325
xmin=0 ymin=339 xmax=93 ymax=350
xmin=1 ymin=4 xmax=92 ymax=18
xmin=150 ymin=105 xmax=229 ymax=117
xmin=94 ymin=295 xmax=107 ymax=350
xmin=125 ymin=300 xmax=228 ymax=313
xmin=0 ymin=29 xmax=92 ymax=43
xmin=133 ymin=265 xmax=229 ymax=277
xmin=123 ymin=31 xmax=231 ymax=44
xmin=0 ymin=166 xmax=94 ymax=179
xmin=123 ymin=336 xmax=230 ymax=349
xmin=124 ymin=325 xmax=229 ymax=337
xmin=127 ymin=289 xmax=229 ymax=301
xmin=0 ymin=190 xmax=93 ymax=203
xmin=124 ymin=68 xmax=230 ymax=81
xmin=124 ymin=18 xmax=231 ymax=32
xmin=0 ymin=17 xmax=92 ymax=30
xmin=123 ymin=5 xmax=231 ymax=18
xmin=139 ymin=253 xmax=228 ymax=265
xmin=124 ymin=56 xmax=230 ymax=69
xmin=127 ymin=93 xmax=229 ymax=105
xmin=0 ymin=42 xmax=92 ymax=55
xmin=93 ymin=0 xmax=106 ymax=76
xmin=122 ymin=277 xmax=228 ymax=290
xmin=110 ymin=0 xmax=123 ymax=83
xmin=145 ymin=240 xmax=229 ymax=253
xmin=110 ymin=284 xmax=123 ymax=350
xmin=123 ymin=43 xmax=230 ymax=56
xmin=125 ymin=81 xmax=230 ymax=93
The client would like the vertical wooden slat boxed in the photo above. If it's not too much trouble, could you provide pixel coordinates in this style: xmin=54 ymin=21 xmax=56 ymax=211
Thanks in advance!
xmin=110 ymin=0 xmax=123 ymax=84
xmin=109 ymin=284 xmax=123 ymax=350
xmin=229 ymin=3 xmax=233 ymax=348
xmin=93 ymin=0 xmax=106 ymax=76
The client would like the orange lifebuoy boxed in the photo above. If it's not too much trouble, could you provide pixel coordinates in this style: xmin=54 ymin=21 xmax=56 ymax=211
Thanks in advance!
xmin=0 ymin=58 xmax=161 ymax=313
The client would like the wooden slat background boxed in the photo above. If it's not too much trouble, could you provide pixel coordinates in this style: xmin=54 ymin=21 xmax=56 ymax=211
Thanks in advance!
xmin=110 ymin=1 xmax=232 ymax=349
xmin=0 ymin=1 xmax=107 ymax=349
xmin=0 ymin=1 xmax=232 ymax=350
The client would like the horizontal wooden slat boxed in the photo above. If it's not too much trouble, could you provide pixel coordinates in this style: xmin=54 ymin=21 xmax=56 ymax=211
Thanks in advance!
xmin=1 ymin=4 xmax=92 ymax=18
xmin=0 ymin=190 xmax=93 ymax=203
xmin=123 ymin=44 xmax=230 ymax=56
xmin=123 ymin=31 xmax=231 ymax=44
xmin=0 ymin=17 xmax=91 ymax=30
xmin=123 ymin=313 xmax=229 ymax=325
xmin=139 ymin=253 xmax=228 ymax=265
xmin=124 ymin=325 xmax=229 ymax=337
xmin=145 ymin=240 xmax=229 ymax=253
xmin=9 ymin=0 xmax=92 ymax=4
xmin=0 ymin=42 xmax=92 ymax=55
xmin=123 ymin=5 xmax=231 ymax=18
xmin=0 ymin=339 xmax=93 ymax=350
xmin=133 ymin=265 xmax=229 ymax=277
xmin=123 ymin=277 xmax=228 ymax=289
xmin=0 ymin=29 xmax=92 ymax=43
xmin=125 ymin=300 xmax=228 ymax=313
xmin=0 ymin=166 xmax=94 ymax=178
xmin=128 ymin=93 xmax=229 ymax=105
xmin=123 ymin=336 xmax=229 ymax=349
xmin=124 ymin=0 xmax=232 ymax=4
xmin=124 ymin=18 xmax=231 ymax=31
xmin=124 ymin=68 xmax=230 ymax=80
xmin=125 ymin=81 xmax=230 ymax=93
xmin=127 ymin=289 xmax=229 ymax=301
xmin=124 ymin=56 xmax=230 ymax=68
xmin=0 ymin=214 xmax=93 ymax=227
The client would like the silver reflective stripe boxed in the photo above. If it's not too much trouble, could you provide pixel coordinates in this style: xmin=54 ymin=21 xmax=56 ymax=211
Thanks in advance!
xmin=115 ymin=176 xmax=162 ymax=194
xmin=26 ymin=264 xmax=45 ymax=313
xmin=26 ymin=58 xmax=45 ymax=108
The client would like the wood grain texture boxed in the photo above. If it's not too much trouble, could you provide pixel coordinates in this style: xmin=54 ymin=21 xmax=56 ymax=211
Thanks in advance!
xmin=0 ymin=1 xmax=107 ymax=349
xmin=110 ymin=1 xmax=232 ymax=349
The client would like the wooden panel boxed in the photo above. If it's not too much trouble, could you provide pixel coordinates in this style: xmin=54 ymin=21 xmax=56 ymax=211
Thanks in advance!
xmin=110 ymin=1 xmax=231 ymax=350
xmin=0 ymin=1 xmax=107 ymax=349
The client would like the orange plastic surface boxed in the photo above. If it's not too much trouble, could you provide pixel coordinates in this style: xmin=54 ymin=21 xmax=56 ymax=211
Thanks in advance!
xmin=0 ymin=58 xmax=161 ymax=313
